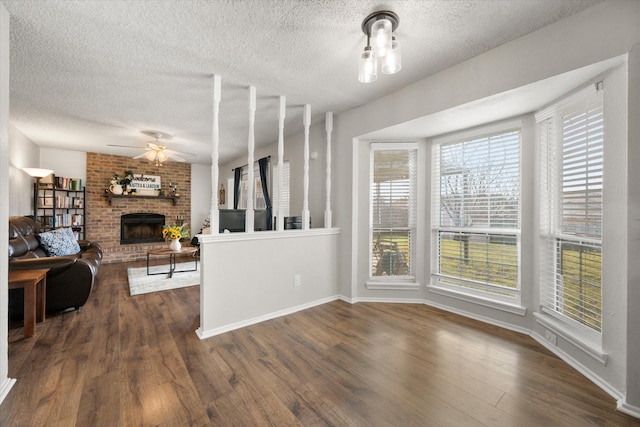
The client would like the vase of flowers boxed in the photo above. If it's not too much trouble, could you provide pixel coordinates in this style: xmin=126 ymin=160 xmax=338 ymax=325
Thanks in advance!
xmin=110 ymin=170 xmax=134 ymax=194
xmin=162 ymin=223 xmax=189 ymax=251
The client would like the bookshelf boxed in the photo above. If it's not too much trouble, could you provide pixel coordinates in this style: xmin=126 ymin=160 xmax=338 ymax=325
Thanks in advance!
xmin=34 ymin=175 xmax=85 ymax=240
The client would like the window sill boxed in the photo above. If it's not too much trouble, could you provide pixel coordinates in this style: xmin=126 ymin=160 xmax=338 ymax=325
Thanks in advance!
xmin=427 ymin=284 xmax=527 ymax=316
xmin=366 ymin=280 xmax=421 ymax=291
xmin=533 ymin=311 xmax=607 ymax=365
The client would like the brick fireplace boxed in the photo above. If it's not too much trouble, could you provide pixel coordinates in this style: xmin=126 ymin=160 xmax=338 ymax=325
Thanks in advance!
xmin=86 ymin=152 xmax=192 ymax=263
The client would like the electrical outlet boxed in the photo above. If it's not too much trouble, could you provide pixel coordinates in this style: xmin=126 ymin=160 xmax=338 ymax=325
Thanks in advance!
xmin=294 ymin=274 xmax=301 ymax=287
xmin=544 ymin=330 xmax=557 ymax=346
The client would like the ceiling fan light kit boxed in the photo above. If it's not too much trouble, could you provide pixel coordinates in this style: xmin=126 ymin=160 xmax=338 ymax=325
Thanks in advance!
xmin=134 ymin=131 xmax=185 ymax=166
xmin=358 ymin=10 xmax=401 ymax=83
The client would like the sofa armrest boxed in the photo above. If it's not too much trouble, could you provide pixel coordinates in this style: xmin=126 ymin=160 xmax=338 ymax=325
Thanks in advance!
xmin=9 ymin=256 xmax=78 ymax=275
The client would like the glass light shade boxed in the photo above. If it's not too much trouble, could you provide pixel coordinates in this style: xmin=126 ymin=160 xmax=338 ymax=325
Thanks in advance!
xmin=156 ymin=150 xmax=169 ymax=163
xmin=371 ymin=18 xmax=392 ymax=57
xmin=144 ymin=150 xmax=156 ymax=162
xmin=358 ymin=47 xmax=377 ymax=83
xmin=382 ymin=37 xmax=401 ymax=74
xmin=23 ymin=167 xmax=53 ymax=178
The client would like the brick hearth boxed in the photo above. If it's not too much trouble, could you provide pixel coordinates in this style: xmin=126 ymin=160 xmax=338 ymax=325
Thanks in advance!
xmin=86 ymin=152 xmax=192 ymax=263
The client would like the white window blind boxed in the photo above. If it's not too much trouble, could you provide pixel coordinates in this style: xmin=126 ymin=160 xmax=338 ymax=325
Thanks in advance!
xmin=272 ymin=160 xmax=290 ymax=218
xmin=432 ymin=128 xmax=521 ymax=300
xmin=538 ymin=86 xmax=603 ymax=334
xmin=370 ymin=144 xmax=417 ymax=279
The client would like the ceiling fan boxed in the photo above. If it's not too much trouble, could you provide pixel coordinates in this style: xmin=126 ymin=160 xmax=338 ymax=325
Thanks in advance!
xmin=134 ymin=133 xmax=186 ymax=166
xmin=109 ymin=131 xmax=188 ymax=166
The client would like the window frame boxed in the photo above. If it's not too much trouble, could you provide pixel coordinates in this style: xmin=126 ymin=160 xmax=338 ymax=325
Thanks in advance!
xmin=368 ymin=142 xmax=418 ymax=287
xmin=537 ymin=85 xmax=604 ymax=343
xmin=431 ymin=120 xmax=522 ymax=306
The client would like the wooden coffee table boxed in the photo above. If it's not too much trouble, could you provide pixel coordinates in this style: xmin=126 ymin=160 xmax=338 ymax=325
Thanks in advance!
xmin=8 ymin=268 xmax=49 ymax=338
xmin=146 ymin=246 xmax=198 ymax=278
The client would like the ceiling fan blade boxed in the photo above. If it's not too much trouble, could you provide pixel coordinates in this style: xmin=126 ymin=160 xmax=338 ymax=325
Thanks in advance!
xmin=107 ymin=144 xmax=145 ymax=149
xmin=164 ymin=148 xmax=194 ymax=157
xmin=167 ymin=153 xmax=186 ymax=162
xmin=132 ymin=152 xmax=149 ymax=159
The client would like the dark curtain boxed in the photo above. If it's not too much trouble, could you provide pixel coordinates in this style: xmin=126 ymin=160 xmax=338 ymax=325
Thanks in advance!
xmin=258 ymin=157 xmax=273 ymax=230
xmin=233 ymin=167 xmax=241 ymax=209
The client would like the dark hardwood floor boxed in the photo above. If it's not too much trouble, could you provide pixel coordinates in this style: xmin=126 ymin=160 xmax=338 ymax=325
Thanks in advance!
xmin=2 ymin=261 xmax=639 ymax=426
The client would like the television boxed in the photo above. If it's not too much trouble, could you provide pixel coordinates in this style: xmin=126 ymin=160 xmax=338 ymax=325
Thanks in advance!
xmin=219 ymin=209 xmax=271 ymax=233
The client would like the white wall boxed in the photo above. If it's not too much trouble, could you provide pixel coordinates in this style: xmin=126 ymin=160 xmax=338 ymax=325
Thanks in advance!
xmin=625 ymin=44 xmax=640 ymax=411
xmin=190 ymin=163 xmax=212 ymax=233
xmin=0 ymin=1 xmax=16 ymax=405
xmin=39 ymin=147 xmax=86 ymax=182
xmin=8 ymin=125 xmax=39 ymax=216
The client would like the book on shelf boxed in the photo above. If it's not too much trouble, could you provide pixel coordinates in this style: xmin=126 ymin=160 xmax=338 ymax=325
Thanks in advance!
xmin=54 ymin=176 xmax=83 ymax=191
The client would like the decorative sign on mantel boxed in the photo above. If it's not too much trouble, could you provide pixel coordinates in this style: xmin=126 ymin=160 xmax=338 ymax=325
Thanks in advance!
xmin=128 ymin=174 xmax=161 ymax=193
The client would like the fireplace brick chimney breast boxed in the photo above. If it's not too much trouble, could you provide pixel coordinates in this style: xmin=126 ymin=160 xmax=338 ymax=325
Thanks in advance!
xmin=86 ymin=152 xmax=191 ymax=263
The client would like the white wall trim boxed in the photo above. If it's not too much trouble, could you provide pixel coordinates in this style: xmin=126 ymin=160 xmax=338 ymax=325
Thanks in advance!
xmin=365 ymin=281 xmax=421 ymax=291
xmin=423 ymin=298 xmax=531 ymax=335
xmin=617 ymin=400 xmax=640 ymax=419
xmin=198 ymin=227 xmax=339 ymax=243
xmin=530 ymin=331 xmax=621 ymax=402
xmin=196 ymin=295 xmax=340 ymax=339
xmin=351 ymin=137 xmax=359 ymax=300
xmin=427 ymin=284 xmax=527 ymax=317
xmin=533 ymin=311 xmax=608 ymax=365
xmin=0 ymin=378 xmax=16 ymax=406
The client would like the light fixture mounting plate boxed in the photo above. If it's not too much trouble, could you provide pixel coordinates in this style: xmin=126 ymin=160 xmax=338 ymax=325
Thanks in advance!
xmin=361 ymin=10 xmax=399 ymax=36
xmin=141 ymin=130 xmax=172 ymax=140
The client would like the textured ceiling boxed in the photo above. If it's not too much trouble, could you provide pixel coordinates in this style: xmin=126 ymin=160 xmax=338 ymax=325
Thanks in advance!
xmin=3 ymin=0 xmax=601 ymax=164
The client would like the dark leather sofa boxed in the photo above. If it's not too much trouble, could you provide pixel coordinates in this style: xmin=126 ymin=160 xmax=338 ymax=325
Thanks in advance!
xmin=8 ymin=216 xmax=102 ymax=318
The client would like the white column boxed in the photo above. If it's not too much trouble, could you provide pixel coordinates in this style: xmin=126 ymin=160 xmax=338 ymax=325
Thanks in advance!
xmin=209 ymin=75 xmax=221 ymax=235
xmin=246 ymin=86 xmax=256 ymax=233
xmin=276 ymin=95 xmax=286 ymax=231
xmin=302 ymin=104 xmax=311 ymax=230
xmin=324 ymin=111 xmax=333 ymax=228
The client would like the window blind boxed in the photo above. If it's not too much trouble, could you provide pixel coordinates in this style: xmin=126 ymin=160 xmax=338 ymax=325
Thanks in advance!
xmin=538 ymin=86 xmax=603 ymax=333
xmin=370 ymin=145 xmax=417 ymax=279
xmin=272 ymin=160 xmax=290 ymax=217
xmin=432 ymin=128 xmax=521 ymax=299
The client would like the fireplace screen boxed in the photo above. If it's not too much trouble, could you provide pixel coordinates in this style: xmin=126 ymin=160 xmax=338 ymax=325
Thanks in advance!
xmin=121 ymin=213 xmax=165 ymax=244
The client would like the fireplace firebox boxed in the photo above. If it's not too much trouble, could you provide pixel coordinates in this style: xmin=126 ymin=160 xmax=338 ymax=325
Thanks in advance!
xmin=121 ymin=213 xmax=165 ymax=244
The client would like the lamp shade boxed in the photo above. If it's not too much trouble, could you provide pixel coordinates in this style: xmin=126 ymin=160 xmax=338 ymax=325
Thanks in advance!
xmin=371 ymin=18 xmax=392 ymax=57
xmin=358 ymin=46 xmax=377 ymax=83
xmin=382 ymin=37 xmax=401 ymax=74
xmin=23 ymin=168 xmax=53 ymax=178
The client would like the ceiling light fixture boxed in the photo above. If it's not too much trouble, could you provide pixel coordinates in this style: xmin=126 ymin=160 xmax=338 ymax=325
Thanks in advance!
xmin=134 ymin=131 xmax=186 ymax=166
xmin=359 ymin=10 xmax=401 ymax=83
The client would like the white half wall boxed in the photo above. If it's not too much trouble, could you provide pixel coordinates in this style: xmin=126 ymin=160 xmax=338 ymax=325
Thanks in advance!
xmin=196 ymin=228 xmax=339 ymax=338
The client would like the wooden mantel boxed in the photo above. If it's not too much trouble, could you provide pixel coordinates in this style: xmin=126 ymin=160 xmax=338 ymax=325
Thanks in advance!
xmin=104 ymin=194 xmax=180 ymax=206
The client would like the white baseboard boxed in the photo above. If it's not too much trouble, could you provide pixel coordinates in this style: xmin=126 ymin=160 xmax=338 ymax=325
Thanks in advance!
xmin=617 ymin=399 xmax=640 ymax=419
xmin=196 ymin=295 xmax=341 ymax=340
xmin=530 ymin=331 xmax=623 ymax=403
xmin=0 ymin=377 xmax=16 ymax=405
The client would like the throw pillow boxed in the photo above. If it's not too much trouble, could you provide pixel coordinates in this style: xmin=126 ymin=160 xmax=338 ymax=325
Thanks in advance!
xmin=38 ymin=227 xmax=81 ymax=256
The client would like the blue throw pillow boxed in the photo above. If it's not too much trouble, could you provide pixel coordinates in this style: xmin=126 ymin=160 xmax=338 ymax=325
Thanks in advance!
xmin=38 ymin=228 xmax=81 ymax=256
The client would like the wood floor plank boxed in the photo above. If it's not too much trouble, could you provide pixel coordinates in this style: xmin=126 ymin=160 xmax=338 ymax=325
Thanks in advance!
xmin=1 ymin=262 xmax=639 ymax=426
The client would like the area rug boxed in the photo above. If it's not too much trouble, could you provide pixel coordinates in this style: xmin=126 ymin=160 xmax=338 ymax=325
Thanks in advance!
xmin=127 ymin=262 xmax=200 ymax=296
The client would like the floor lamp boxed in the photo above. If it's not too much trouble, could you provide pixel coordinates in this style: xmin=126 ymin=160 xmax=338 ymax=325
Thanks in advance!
xmin=22 ymin=167 xmax=54 ymax=222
